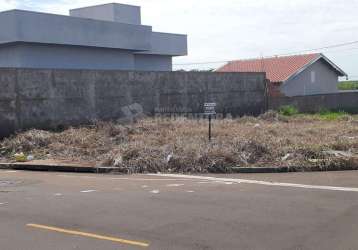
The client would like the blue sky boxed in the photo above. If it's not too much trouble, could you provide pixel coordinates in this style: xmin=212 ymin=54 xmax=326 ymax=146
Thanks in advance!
xmin=1 ymin=0 xmax=358 ymax=79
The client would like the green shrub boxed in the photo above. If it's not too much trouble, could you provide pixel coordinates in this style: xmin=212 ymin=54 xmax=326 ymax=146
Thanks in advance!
xmin=318 ymin=110 xmax=348 ymax=121
xmin=278 ymin=105 xmax=299 ymax=116
xmin=338 ymin=81 xmax=358 ymax=90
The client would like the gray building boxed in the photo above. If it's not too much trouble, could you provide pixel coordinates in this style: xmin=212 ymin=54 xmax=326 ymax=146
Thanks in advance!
xmin=0 ymin=3 xmax=187 ymax=71
xmin=217 ymin=53 xmax=347 ymax=97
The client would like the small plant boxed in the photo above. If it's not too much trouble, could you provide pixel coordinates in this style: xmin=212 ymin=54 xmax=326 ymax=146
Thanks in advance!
xmin=278 ymin=105 xmax=298 ymax=116
xmin=318 ymin=109 xmax=348 ymax=121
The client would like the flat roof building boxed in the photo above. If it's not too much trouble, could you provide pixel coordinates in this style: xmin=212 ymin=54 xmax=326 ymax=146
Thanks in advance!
xmin=0 ymin=3 xmax=188 ymax=71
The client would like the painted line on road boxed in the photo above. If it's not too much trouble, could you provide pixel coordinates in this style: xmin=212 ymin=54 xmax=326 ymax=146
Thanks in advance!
xmin=26 ymin=224 xmax=149 ymax=248
xmin=214 ymin=181 xmax=235 ymax=185
xmin=57 ymin=174 xmax=191 ymax=181
xmin=110 ymin=178 xmax=191 ymax=181
xmin=148 ymin=174 xmax=358 ymax=193
xmin=166 ymin=184 xmax=185 ymax=187
xmin=80 ymin=190 xmax=97 ymax=193
xmin=0 ymin=202 xmax=9 ymax=206
xmin=79 ymin=176 xmax=98 ymax=179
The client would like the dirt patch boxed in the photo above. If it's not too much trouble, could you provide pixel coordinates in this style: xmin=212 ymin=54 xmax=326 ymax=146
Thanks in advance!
xmin=0 ymin=113 xmax=357 ymax=174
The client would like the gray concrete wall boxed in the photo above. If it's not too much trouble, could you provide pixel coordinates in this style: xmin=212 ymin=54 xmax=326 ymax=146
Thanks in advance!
xmin=0 ymin=9 xmax=187 ymax=56
xmin=0 ymin=69 xmax=266 ymax=138
xmin=0 ymin=43 xmax=176 ymax=71
xmin=70 ymin=3 xmax=141 ymax=25
xmin=269 ymin=92 xmax=358 ymax=113
xmin=0 ymin=43 xmax=136 ymax=70
xmin=0 ymin=9 xmax=187 ymax=71
xmin=0 ymin=44 xmax=22 ymax=66
xmin=134 ymin=55 xmax=172 ymax=71
xmin=281 ymin=59 xmax=339 ymax=96
xmin=136 ymin=32 xmax=188 ymax=56
xmin=0 ymin=10 xmax=152 ymax=51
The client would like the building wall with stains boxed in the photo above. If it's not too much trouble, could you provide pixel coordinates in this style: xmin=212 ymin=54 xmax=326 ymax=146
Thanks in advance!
xmin=0 ymin=69 xmax=266 ymax=138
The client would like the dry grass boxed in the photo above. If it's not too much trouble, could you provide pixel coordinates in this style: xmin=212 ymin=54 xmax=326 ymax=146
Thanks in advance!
xmin=1 ymin=112 xmax=357 ymax=173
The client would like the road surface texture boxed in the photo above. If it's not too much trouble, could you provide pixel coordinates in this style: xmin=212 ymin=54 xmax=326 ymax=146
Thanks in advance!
xmin=1 ymin=170 xmax=358 ymax=250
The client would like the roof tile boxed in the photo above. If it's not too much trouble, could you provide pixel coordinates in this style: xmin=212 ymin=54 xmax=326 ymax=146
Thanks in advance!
xmin=217 ymin=53 xmax=321 ymax=83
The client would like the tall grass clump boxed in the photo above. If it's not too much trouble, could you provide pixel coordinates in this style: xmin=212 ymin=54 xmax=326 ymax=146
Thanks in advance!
xmin=278 ymin=105 xmax=298 ymax=116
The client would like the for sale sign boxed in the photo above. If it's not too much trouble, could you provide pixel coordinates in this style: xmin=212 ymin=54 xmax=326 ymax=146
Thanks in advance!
xmin=204 ymin=103 xmax=216 ymax=115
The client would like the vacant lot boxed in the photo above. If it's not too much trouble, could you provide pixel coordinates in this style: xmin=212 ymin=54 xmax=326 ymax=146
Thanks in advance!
xmin=1 ymin=111 xmax=357 ymax=173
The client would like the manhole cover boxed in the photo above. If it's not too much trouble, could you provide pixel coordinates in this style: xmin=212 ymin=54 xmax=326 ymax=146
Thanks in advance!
xmin=0 ymin=180 xmax=22 ymax=187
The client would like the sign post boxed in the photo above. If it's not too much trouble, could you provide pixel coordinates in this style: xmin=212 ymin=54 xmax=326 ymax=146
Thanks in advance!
xmin=204 ymin=103 xmax=216 ymax=142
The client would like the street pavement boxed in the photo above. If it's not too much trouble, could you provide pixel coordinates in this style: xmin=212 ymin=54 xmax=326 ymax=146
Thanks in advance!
xmin=1 ymin=170 xmax=358 ymax=250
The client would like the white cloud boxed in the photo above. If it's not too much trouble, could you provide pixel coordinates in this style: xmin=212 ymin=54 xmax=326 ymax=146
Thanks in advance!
xmin=0 ymin=0 xmax=357 ymax=77
xmin=0 ymin=0 xmax=18 ymax=10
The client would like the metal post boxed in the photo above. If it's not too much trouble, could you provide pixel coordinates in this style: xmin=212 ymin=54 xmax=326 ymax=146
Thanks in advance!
xmin=204 ymin=102 xmax=216 ymax=142
xmin=208 ymin=114 xmax=212 ymax=142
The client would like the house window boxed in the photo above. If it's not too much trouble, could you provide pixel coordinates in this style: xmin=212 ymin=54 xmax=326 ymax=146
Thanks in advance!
xmin=311 ymin=71 xmax=316 ymax=83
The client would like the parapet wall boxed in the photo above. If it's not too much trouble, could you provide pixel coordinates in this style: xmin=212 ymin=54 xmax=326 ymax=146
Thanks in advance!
xmin=0 ymin=69 xmax=267 ymax=138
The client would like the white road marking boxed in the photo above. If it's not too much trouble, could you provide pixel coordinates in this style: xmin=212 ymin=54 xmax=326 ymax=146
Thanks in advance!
xmin=110 ymin=178 xmax=190 ymax=181
xmin=57 ymin=175 xmax=76 ymax=178
xmin=56 ymin=174 xmax=188 ymax=182
xmin=80 ymin=176 xmax=97 ymax=179
xmin=186 ymin=191 xmax=195 ymax=193
xmin=4 ymin=170 xmax=17 ymax=173
xmin=80 ymin=190 xmax=97 ymax=193
xmin=54 ymin=193 xmax=63 ymax=196
xmin=141 ymin=185 xmax=149 ymax=188
xmin=57 ymin=174 xmax=189 ymax=181
xmin=166 ymin=184 xmax=185 ymax=187
xmin=197 ymin=181 xmax=234 ymax=185
xmin=148 ymin=174 xmax=358 ymax=193
xmin=150 ymin=190 xmax=160 ymax=194
xmin=0 ymin=202 xmax=9 ymax=205
xmin=214 ymin=181 xmax=234 ymax=185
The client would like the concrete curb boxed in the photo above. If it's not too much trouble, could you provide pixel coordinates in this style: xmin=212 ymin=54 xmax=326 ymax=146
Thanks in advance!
xmin=0 ymin=163 xmax=118 ymax=173
xmin=232 ymin=165 xmax=358 ymax=174
xmin=1 ymin=163 xmax=358 ymax=174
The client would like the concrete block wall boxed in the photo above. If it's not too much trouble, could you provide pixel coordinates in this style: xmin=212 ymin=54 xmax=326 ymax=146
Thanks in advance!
xmin=0 ymin=68 xmax=266 ymax=138
xmin=268 ymin=92 xmax=358 ymax=113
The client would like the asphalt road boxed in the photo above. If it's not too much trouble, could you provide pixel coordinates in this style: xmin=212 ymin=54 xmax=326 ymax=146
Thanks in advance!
xmin=1 ymin=170 xmax=358 ymax=250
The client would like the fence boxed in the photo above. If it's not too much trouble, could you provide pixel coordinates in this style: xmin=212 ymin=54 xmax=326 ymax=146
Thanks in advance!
xmin=268 ymin=91 xmax=358 ymax=113
xmin=0 ymin=68 xmax=267 ymax=138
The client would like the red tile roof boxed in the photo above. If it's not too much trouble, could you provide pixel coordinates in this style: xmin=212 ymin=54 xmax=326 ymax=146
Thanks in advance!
xmin=217 ymin=53 xmax=322 ymax=83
